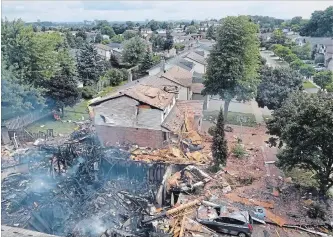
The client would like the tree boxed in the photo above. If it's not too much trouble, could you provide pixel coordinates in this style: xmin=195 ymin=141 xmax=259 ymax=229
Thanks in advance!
xmin=46 ymin=48 xmax=80 ymax=116
xmin=190 ymin=20 xmax=195 ymax=25
xmin=65 ymin=31 xmax=76 ymax=48
xmin=300 ymin=6 xmax=333 ymax=37
xmin=76 ymin=30 xmax=86 ymax=40
xmin=186 ymin=25 xmax=197 ymax=34
xmin=112 ymin=24 xmax=127 ymax=35
xmin=283 ymin=53 xmax=298 ymax=63
xmin=123 ymin=30 xmax=137 ymax=40
xmin=101 ymin=25 xmax=115 ymax=38
xmin=125 ymin=21 xmax=134 ymax=29
xmin=77 ymin=43 xmax=105 ymax=86
xmin=313 ymin=71 xmax=333 ymax=89
xmin=206 ymin=26 xmax=215 ymax=40
xmin=211 ymin=109 xmax=228 ymax=166
xmin=164 ymin=31 xmax=173 ymax=51
xmin=291 ymin=42 xmax=311 ymax=60
xmin=270 ymin=29 xmax=287 ymax=45
xmin=95 ymin=33 xmax=102 ymax=43
xmin=101 ymin=69 xmax=124 ymax=86
xmin=203 ymin=16 xmax=260 ymax=119
xmin=267 ymin=92 xmax=333 ymax=194
xmin=256 ymin=66 xmax=303 ymax=110
xmin=290 ymin=58 xmax=305 ymax=70
xmin=122 ymin=36 xmax=147 ymax=66
xmin=76 ymin=36 xmax=85 ymax=49
xmin=141 ymin=49 xmax=154 ymax=73
xmin=111 ymin=34 xmax=124 ymax=43
xmin=299 ymin=64 xmax=315 ymax=79
xmin=272 ymin=44 xmax=292 ymax=60
xmin=1 ymin=59 xmax=45 ymax=117
xmin=148 ymin=20 xmax=159 ymax=31
xmin=150 ymin=33 xmax=165 ymax=51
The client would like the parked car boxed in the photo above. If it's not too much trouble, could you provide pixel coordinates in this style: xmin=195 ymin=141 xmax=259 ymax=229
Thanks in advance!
xmin=196 ymin=206 xmax=253 ymax=237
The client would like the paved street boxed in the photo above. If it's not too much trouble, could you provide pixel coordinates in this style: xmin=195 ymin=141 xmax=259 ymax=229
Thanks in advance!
xmin=260 ymin=50 xmax=288 ymax=68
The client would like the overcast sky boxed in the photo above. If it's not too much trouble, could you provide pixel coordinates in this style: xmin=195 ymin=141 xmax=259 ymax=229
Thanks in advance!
xmin=2 ymin=1 xmax=332 ymax=22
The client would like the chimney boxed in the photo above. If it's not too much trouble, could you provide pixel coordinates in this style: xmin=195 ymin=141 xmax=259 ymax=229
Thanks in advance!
xmin=161 ymin=57 xmax=166 ymax=73
xmin=128 ymin=70 xmax=133 ymax=82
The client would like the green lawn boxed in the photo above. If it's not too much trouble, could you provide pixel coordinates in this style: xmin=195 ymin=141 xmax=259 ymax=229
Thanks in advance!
xmin=25 ymin=82 xmax=126 ymax=136
xmin=303 ymin=80 xmax=317 ymax=89
xmin=284 ymin=168 xmax=318 ymax=189
xmin=26 ymin=99 xmax=90 ymax=136
xmin=203 ymin=111 xmax=257 ymax=127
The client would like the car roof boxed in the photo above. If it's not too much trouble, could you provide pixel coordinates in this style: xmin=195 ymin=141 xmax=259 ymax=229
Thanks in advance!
xmin=220 ymin=211 xmax=250 ymax=223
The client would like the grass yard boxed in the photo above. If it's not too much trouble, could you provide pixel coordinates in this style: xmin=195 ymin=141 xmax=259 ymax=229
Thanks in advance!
xmin=26 ymin=99 xmax=90 ymax=136
xmin=203 ymin=111 xmax=257 ymax=127
xmin=303 ymin=80 xmax=317 ymax=89
xmin=284 ymin=168 xmax=318 ymax=189
xmin=98 ymin=81 xmax=127 ymax=97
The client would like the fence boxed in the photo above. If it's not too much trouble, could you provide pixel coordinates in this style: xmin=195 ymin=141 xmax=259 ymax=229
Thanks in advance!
xmin=4 ymin=110 xmax=52 ymax=130
xmin=8 ymin=129 xmax=54 ymax=143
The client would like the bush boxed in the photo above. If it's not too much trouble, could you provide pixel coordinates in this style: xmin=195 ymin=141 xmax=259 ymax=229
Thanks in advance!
xmin=314 ymin=54 xmax=325 ymax=64
xmin=81 ymin=86 xmax=96 ymax=99
xmin=119 ymin=68 xmax=129 ymax=81
xmin=103 ymin=69 xmax=123 ymax=86
xmin=232 ymin=143 xmax=246 ymax=158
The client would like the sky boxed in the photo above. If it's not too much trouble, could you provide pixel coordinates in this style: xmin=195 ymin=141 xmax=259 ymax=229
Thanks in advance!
xmin=2 ymin=1 xmax=332 ymax=22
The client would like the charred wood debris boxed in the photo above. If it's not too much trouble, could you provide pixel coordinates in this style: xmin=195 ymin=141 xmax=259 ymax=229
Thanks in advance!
xmin=2 ymin=125 xmax=333 ymax=237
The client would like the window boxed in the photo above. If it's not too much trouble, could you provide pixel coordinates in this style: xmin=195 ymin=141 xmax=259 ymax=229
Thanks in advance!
xmin=163 ymin=132 xmax=169 ymax=141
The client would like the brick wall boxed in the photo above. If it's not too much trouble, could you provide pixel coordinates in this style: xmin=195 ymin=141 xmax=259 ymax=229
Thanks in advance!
xmin=95 ymin=125 xmax=166 ymax=148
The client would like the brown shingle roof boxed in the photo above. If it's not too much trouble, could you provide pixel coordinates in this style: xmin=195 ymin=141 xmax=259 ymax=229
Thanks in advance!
xmin=185 ymin=51 xmax=207 ymax=65
xmin=162 ymin=66 xmax=193 ymax=87
xmin=161 ymin=105 xmax=185 ymax=133
xmin=176 ymin=100 xmax=203 ymax=116
xmin=91 ymin=84 xmax=175 ymax=110
xmin=191 ymin=83 xmax=205 ymax=94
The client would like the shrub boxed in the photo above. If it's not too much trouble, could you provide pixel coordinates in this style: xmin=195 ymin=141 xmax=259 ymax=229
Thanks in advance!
xmin=81 ymin=86 xmax=96 ymax=99
xmin=232 ymin=143 xmax=246 ymax=158
xmin=119 ymin=68 xmax=129 ymax=81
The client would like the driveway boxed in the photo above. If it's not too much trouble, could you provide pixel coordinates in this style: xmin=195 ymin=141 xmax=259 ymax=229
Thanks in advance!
xmin=260 ymin=50 xmax=288 ymax=68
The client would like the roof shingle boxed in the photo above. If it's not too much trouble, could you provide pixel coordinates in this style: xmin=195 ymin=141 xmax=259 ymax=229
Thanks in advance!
xmin=162 ymin=66 xmax=193 ymax=87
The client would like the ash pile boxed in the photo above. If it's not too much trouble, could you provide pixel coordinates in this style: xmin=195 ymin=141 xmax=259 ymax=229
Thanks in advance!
xmin=1 ymin=131 xmax=162 ymax=237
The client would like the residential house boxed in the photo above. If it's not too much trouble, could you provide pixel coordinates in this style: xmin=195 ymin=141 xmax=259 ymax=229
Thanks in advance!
xmin=86 ymin=31 xmax=98 ymax=43
xmin=184 ymin=51 xmax=207 ymax=74
xmin=191 ymin=82 xmax=210 ymax=110
xmin=161 ymin=66 xmax=193 ymax=100
xmin=95 ymin=44 xmax=112 ymax=60
xmin=325 ymin=45 xmax=333 ymax=71
xmin=90 ymin=83 xmax=203 ymax=148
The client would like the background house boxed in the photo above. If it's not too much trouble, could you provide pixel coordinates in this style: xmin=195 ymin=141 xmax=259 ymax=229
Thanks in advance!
xmin=184 ymin=51 xmax=207 ymax=74
xmin=95 ymin=44 xmax=112 ymax=60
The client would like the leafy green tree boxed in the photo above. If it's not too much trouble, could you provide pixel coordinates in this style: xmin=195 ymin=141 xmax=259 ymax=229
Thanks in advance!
xmin=284 ymin=53 xmax=298 ymax=63
xmin=267 ymin=92 xmax=333 ymax=194
xmin=101 ymin=25 xmax=115 ymax=38
xmin=256 ymin=66 xmax=303 ymax=110
xmin=1 ymin=59 xmax=45 ymax=117
xmin=101 ymin=39 xmax=111 ymax=45
xmin=46 ymin=48 xmax=80 ymax=116
xmin=291 ymin=42 xmax=311 ymax=60
xmin=112 ymin=23 xmax=127 ymax=35
xmin=313 ymin=71 xmax=333 ymax=89
xmin=150 ymin=33 xmax=165 ymax=51
xmin=272 ymin=44 xmax=291 ymax=60
xmin=290 ymin=58 xmax=305 ymax=70
xmin=141 ymin=49 xmax=154 ymax=73
xmin=75 ymin=36 xmax=85 ymax=49
xmin=299 ymin=64 xmax=315 ymax=79
xmin=76 ymin=30 xmax=87 ymax=40
xmin=206 ymin=26 xmax=215 ymax=40
xmin=164 ymin=31 xmax=173 ymax=51
xmin=211 ymin=109 xmax=228 ymax=166
xmin=270 ymin=29 xmax=287 ymax=45
xmin=77 ymin=43 xmax=105 ymax=86
xmin=186 ymin=25 xmax=197 ymax=34
xmin=300 ymin=6 xmax=333 ymax=37
xmin=95 ymin=33 xmax=102 ymax=43
xmin=122 ymin=36 xmax=147 ymax=66
xmin=125 ymin=21 xmax=134 ymax=29
xmin=111 ymin=34 xmax=125 ymax=43
xmin=203 ymin=16 xmax=260 ymax=119
xmin=101 ymin=69 xmax=124 ymax=86
xmin=148 ymin=20 xmax=159 ymax=31
xmin=65 ymin=31 xmax=76 ymax=48
xmin=123 ymin=30 xmax=137 ymax=40
xmin=314 ymin=54 xmax=325 ymax=64
xmin=190 ymin=20 xmax=195 ymax=25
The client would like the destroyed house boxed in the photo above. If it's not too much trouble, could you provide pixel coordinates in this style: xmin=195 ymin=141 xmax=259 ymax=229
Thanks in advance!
xmin=90 ymin=84 xmax=204 ymax=148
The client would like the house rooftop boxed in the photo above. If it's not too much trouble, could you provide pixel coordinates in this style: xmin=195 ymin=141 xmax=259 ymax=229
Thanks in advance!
xmin=176 ymin=100 xmax=204 ymax=117
xmin=161 ymin=105 xmax=185 ymax=133
xmin=185 ymin=51 xmax=207 ymax=65
xmin=1 ymin=225 xmax=61 ymax=237
xmin=91 ymin=84 xmax=174 ymax=110
xmin=191 ymin=83 xmax=205 ymax=94
xmin=94 ymin=43 xmax=112 ymax=51
xmin=162 ymin=66 xmax=193 ymax=87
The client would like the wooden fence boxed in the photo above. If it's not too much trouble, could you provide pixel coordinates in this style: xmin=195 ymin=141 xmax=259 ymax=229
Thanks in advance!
xmin=8 ymin=129 xmax=54 ymax=143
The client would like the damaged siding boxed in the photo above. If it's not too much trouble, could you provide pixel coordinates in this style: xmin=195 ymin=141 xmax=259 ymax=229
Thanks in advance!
xmin=95 ymin=125 xmax=166 ymax=148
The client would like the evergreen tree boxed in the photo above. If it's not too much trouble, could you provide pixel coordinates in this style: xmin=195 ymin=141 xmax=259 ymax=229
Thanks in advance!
xmin=164 ymin=31 xmax=174 ymax=51
xmin=206 ymin=26 xmax=215 ymax=40
xmin=211 ymin=109 xmax=228 ymax=166
xmin=141 ymin=49 xmax=154 ymax=73
xmin=77 ymin=43 xmax=105 ymax=86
